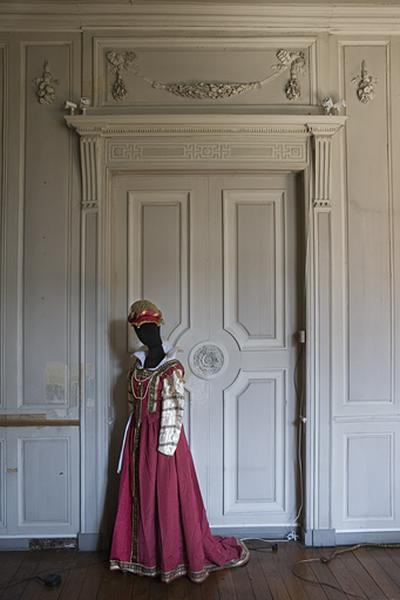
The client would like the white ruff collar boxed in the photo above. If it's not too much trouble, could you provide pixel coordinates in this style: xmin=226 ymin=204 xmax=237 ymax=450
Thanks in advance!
xmin=132 ymin=340 xmax=175 ymax=370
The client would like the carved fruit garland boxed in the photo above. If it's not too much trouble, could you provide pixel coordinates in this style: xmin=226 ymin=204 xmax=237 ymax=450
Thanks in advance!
xmin=105 ymin=48 xmax=306 ymax=102
xmin=351 ymin=60 xmax=378 ymax=104
xmin=106 ymin=51 xmax=137 ymax=101
xmin=34 ymin=61 xmax=59 ymax=105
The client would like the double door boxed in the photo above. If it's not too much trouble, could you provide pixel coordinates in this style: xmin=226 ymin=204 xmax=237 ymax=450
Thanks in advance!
xmin=109 ymin=172 xmax=302 ymax=529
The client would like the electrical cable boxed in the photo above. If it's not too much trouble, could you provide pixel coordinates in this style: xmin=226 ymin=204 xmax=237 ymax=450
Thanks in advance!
xmin=244 ymin=538 xmax=400 ymax=600
xmin=0 ymin=556 xmax=109 ymax=598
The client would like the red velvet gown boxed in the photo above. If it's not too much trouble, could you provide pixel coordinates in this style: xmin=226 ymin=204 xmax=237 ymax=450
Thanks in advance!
xmin=109 ymin=351 xmax=249 ymax=583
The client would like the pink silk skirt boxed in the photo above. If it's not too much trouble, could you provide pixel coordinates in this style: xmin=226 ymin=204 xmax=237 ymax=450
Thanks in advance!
xmin=109 ymin=414 xmax=249 ymax=583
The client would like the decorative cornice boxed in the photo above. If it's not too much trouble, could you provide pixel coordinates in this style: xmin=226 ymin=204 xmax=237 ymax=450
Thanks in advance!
xmin=4 ymin=4 xmax=400 ymax=32
xmin=65 ymin=114 xmax=347 ymax=138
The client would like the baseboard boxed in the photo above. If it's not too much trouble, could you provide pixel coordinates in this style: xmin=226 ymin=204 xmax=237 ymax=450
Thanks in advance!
xmin=301 ymin=527 xmax=400 ymax=547
xmin=78 ymin=533 xmax=104 ymax=551
xmin=210 ymin=525 xmax=299 ymax=540
xmin=335 ymin=530 xmax=400 ymax=545
xmin=301 ymin=527 xmax=336 ymax=546
xmin=0 ymin=538 xmax=30 ymax=550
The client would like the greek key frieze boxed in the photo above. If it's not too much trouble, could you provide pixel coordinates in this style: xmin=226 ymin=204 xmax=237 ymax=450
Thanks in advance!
xmin=108 ymin=141 xmax=306 ymax=163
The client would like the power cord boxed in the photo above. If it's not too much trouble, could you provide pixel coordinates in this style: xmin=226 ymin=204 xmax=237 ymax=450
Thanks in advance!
xmin=0 ymin=556 xmax=109 ymax=598
xmin=244 ymin=538 xmax=400 ymax=599
xmin=2 ymin=541 xmax=400 ymax=599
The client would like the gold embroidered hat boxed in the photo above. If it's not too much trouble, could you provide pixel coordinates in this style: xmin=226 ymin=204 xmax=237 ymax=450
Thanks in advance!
xmin=128 ymin=299 xmax=164 ymax=328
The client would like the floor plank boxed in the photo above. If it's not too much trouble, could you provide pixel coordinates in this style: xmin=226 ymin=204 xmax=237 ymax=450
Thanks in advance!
xmin=338 ymin=550 xmax=385 ymax=599
xmin=285 ymin=543 xmax=330 ymax=600
xmin=1 ymin=544 xmax=400 ymax=600
xmin=354 ymin=547 xmax=400 ymax=599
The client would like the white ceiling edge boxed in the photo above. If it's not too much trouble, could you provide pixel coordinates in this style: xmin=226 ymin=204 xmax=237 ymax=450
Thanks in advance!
xmin=2 ymin=2 xmax=400 ymax=33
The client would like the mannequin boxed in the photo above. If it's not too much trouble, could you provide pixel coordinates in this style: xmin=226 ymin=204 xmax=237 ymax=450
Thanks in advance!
xmin=109 ymin=299 xmax=250 ymax=583
xmin=133 ymin=323 xmax=165 ymax=369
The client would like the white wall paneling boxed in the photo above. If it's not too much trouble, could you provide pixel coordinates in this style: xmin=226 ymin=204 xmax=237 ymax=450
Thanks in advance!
xmin=333 ymin=421 xmax=400 ymax=531
xmin=2 ymin=34 xmax=81 ymax=419
xmin=224 ymin=370 xmax=286 ymax=516
xmin=0 ymin=435 xmax=5 ymax=530
xmin=327 ymin=36 xmax=400 ymax=540
xmin=223 ymin=189 xmax=285 ymax=350
xmin=338 ymin=40 xmax=395 ymax=414
xmin=0 ymin=43 xmax=6 ymax=413
xmin=0 ymin=32 xmax=81 ymax=540
xmin=127 ymin=190 xmax=190 ymax=344
xmin=5 ymin=427 xmax=79 ymax=536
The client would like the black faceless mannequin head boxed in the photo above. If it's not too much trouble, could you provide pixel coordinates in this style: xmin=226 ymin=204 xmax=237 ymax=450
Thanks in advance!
xmin=133 ymin=323 xmax=165 ymax=368
xmin=134 ymin=323 xmax=162 ymax=348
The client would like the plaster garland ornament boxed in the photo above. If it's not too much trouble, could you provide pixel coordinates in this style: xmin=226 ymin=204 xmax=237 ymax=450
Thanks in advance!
xmin=189 ymin=343 xmax=225 ymax=379
xmin=34 ymin=61 xmax=59 ymax=105
xmin=273 ymin=49 xmax=306 ymax=101
xmin=105 ymin=48 xmax=306 ymax=101
xmin=351 ymin=60 xmax=378 ymax=104
xmin=106 ymin=51 xmax=137 ymax=101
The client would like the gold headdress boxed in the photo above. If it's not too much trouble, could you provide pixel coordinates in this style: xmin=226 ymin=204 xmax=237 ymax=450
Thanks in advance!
xmin=128 ymin=299 xmax=164 ymax=328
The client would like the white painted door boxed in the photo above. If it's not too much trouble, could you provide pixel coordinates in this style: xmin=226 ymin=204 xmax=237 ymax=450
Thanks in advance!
xmin=110 ymin=172 xmax=301 ymax=530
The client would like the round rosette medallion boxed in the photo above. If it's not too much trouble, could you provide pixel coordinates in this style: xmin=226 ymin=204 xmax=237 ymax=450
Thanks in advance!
xmin=189 ymin=342 xmax=227 ymax=380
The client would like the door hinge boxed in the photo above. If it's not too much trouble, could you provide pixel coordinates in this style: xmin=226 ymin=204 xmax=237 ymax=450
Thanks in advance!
xmin=296 ymin=330 xmax=306 ymax=344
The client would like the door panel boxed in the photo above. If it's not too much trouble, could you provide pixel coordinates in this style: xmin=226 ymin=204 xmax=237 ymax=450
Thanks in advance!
xmin=110 ymin=172 xmax=301 ymax=527
xmin=5 ymin=427 xmax=79 ymax=536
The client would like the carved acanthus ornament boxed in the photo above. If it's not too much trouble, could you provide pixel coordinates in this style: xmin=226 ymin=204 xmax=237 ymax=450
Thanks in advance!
xmin=351 ymin=60 xmax=378 ymax=104
xmin=105 ymin=48 xmax=306 ymax=101
xmin=34 ymin=61 xmax=59 ymax=105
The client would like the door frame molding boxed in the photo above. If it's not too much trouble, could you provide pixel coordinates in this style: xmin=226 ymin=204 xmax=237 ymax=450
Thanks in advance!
xmin=65 ymin=113 xmax=347 ymax=548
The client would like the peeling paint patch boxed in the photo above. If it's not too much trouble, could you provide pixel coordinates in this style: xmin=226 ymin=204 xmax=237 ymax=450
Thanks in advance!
xmin=44 ymin=362 xmax=65 ymax=403
xmin=85 ymin=363 xmax=95 ymax=407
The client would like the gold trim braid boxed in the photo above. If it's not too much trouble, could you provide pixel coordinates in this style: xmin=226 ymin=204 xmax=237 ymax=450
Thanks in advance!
xmin=110 ymin=538 xmax=250 ymax=584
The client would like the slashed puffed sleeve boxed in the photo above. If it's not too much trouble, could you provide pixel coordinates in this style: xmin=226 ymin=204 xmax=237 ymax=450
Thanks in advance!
xmin=157 ymin=365 xmax=185 ymax=456
xmin=127 ymin=361 xmax=136 ymax=415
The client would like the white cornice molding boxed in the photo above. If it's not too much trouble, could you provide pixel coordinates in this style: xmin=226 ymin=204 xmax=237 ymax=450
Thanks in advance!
xmin=64 ymin=113 xmax=347 ymax=136
xmin=3 ymin=3 xmax=400 ymax=33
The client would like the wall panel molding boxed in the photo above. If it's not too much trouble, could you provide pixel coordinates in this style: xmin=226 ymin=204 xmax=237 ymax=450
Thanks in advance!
xmin=17 ymin=38 xmax=80 ymax=417
xmin=223 ymin=189 xmax=285 ymax=350
xmin=332 ymin=422 xmax=400 ymax=531
xmin=223 ymin=369 xmax=286 ymax=516
xmin=0 ymin=43 xmax=7 ymax=411
xmin=127 ymin=190 xmax=190 ymax=343
xmin=0 ymin=436 xmax=5 ymax=529
xmin=337 ymin=40 xmax=395 ymax=414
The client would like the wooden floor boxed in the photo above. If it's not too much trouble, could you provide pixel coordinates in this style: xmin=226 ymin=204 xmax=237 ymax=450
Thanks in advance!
xmin=1 ymin=541 xmax=400 ymax=599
